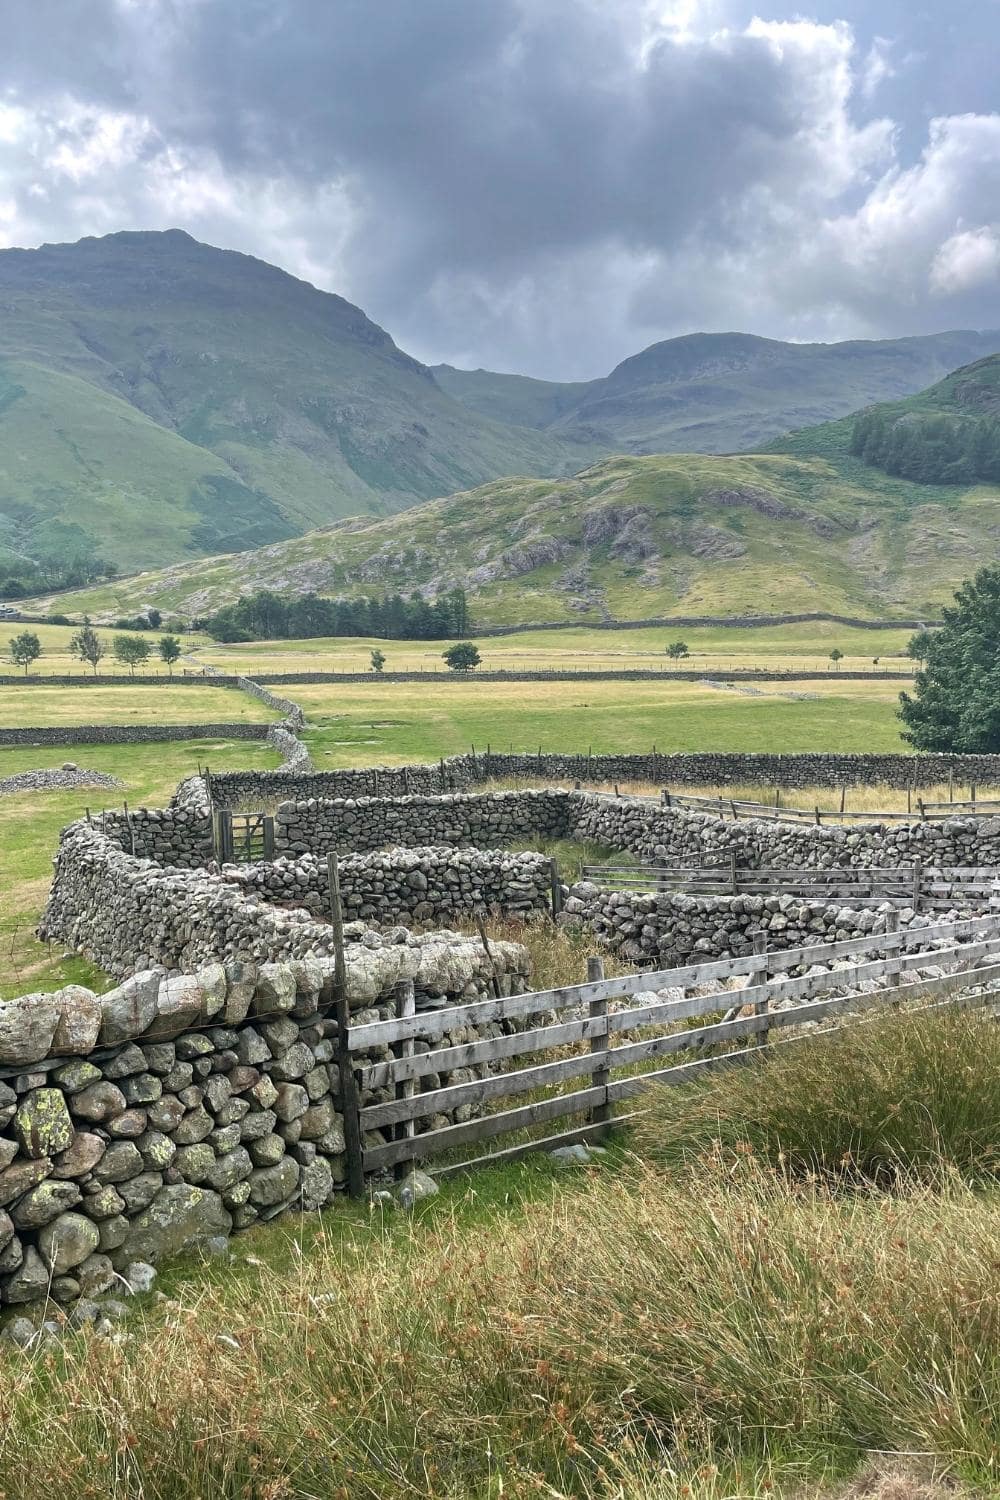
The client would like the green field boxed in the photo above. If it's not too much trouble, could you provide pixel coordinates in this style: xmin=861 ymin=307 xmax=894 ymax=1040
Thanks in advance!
xmin=191 ymin=619 xmax=918 ymax=678
xmin=294 ymin=677 xmax=906 ymax=763
xmin=0 ymin=621 xmax=196 ymax=676
xmin=0 ymin=681 xmax=278 ymax=728
xmin=0 ymin=738 xmax=281 ymax=998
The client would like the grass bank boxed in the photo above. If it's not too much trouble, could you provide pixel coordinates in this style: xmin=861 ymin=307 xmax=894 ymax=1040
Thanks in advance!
xmin=0 ymin=682 xmax=278 ymax=728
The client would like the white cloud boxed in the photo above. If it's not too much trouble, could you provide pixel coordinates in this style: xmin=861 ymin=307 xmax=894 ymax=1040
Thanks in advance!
xmin=930 ymin=227 xmax=1000 ymax=295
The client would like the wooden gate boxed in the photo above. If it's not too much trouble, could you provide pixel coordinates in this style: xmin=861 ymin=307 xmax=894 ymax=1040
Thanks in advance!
xmin=213 ymin=809 xmax=275 ymax=863
xmin=338 ymin=912 xmax=1000 ymax=1191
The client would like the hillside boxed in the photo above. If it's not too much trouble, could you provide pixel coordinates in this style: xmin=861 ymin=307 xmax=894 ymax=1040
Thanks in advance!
xmin=30 ymin=437 xmax=1000 ymax=626
xmin=434 ymin=329 xmax=1000 ymax=454
xmin=0 ymin=230 xmax=595 ymax=575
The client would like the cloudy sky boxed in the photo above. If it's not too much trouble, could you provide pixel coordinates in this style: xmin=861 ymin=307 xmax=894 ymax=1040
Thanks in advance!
xmin=0 ymin=0 xmax=998 ymax=378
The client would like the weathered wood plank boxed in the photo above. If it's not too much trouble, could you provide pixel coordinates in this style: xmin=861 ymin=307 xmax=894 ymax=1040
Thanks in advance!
xmin=346 ymin=915 xmax=1000 ymax=1049
xmin=361 ymin=1048 xmax=603 ymax=1130
xmin=359 ymin=1014 xmax=605 ymax=1089
xmin=432 ymin=1113 xmax=643 ymax=1179
xmin=361 ymin=1085 xmax=605 ymax=1171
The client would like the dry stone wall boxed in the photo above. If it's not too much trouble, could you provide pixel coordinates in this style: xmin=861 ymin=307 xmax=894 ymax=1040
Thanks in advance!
xmin=0 ymin=930 xmax=529 ymax=1307
xmin=275 ymin=788 xmax=573 ymax=857
xmin=562 ymin=883 xmax=946 ymax=967
xmin=224 ymin=847 xmax=553 ymax=925
xmin=0 ymin=724 xmax=271 ymax=748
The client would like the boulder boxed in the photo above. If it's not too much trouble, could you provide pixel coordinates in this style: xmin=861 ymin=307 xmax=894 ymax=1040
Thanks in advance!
xmin=52 ymin=986 xmax=102 ymax=1055
xmin=0 ymin=994 xmax=61 ymax=1066
xmin=11 ymin=1179 xmax=82 ymax=1229
xmin=37 ymin=1212 xmax=100 ymax=1274
xmin=14 ymin=1089 xmax=73 ymax=1158
xmin=114 ymin=1185 xmax=232 ymax=1266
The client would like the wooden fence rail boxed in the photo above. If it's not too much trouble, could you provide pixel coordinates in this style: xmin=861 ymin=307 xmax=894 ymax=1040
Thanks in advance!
xmin=339 ymin=912 xmax=1000 ymax=1189
xmin=661 ymin=787 xmax=1000 ymax=824
xmin=581 ymin=860 xmax=1000 ymax=912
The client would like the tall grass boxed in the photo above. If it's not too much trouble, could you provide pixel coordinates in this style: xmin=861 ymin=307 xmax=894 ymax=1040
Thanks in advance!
xmin=1 ymin=1160 xmax=998 ymax=1497
xmin=633 ymin=1008 xmax=1000 ymax=1185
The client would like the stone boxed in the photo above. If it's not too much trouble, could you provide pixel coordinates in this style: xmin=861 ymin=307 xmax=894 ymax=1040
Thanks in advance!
xmin=247 ymin=1159 xmax=300 ymax=1207
xmin=71 ymin=1080 xmax=127 ymax=1124
xmin=117 ymin=1172 xmax=164 ymax=1214
xmin=173 ymin=1144 xmax=217 ymax=1184
xmin=115 ymin=1185 xmax=232 ymax=1266
xmin=51 ymin=1130 xmax=106 ymax=1179
xmin=394 ymin=1169 xmax=439 ymax=1209
xmin=147 ymin=1095 xmax=186 ymax=1132
xmin=136 ymin=1131 xmax=176 ymax=1171
xmin=298 ymin=1098 xmax=339 ymax=1143
xmin=70 ymin=1297 xmax=103 ymax=1328
xmin=82 ymin=1185 xmax=126 ymax=1219
xmin=176 ymin=1034 xmax=214 ymax=1060
xmin=0 ymin=1235 xmax=23 ymax=1274
xmin=124 ymin=1261 xmax=157 ymax=1295
xmin=92 ymin=1141 xmax=144 ymax=1184
xmin=98 ymin=971 xmax=163 ymax=1045
xmin=0 ymin=1157 xmax=52 ymax=1207
xmin=273 ymin=1083 xmax=309 ymax=1123
xmin=248 ymin=1133 xmax=285 ymax=1167
xmin=122 ymin=1073 xmax=162 ymax=1106
xmin=0 ymin=994 xmax=61 ymax=1066
xmin=299 ymin=1158 xmax=334 ymax=1211
xmin=0 ymin=1209 xmax=14 ymax=1251
xmin=205 ymin=1148 xmax=252 ymax=1192
xmin=4 ymin=1247 xmax=51 ymax=1303
xmin=269 ymin=1043 xmax=314 ymax=1082
xmin=37 ymin=1212 xmax=100 ymax=1273
xmin=240 ymin=1108 xmax=277 ymax=1141
xmin=221 ymin=962 xmax=258 ymax=1025
xmin=52 ymin=1059 xmax=102 ymax=1094
xmin=52 ymin=985 xmax=102 ymax=1055
xmin=174 ymin=1105 xmax=214 ymax=1145
xmin=14 ymin=1089 xmax=73 ymax=1158
xmin=103 ymin=1044 xmax=148 ymax=1081
xmin=549 ymin=1144 xmax=594 ymax=1167
xmin=146 ymin=976 xmax=207 ymax=1042
xmin=235 ymin=1028 xmax=270 ymax=1066
xmin=249 ymin=1076 xmax=279 ymax=1110
xmin=97 ymin=1216 xmax=129 ymax=1252
xmin=141 ymin=1043 xmax=176 ymax=1075
xmin=106 ymin=1109 xmax=148 ymax=1139
xmin=3 ymin=1317 xmax=38 ymax=1347
xmin=193 ymin=964 xmax=228 ymax=1021
xmin=253 ymin=965 xmax=296 ymax=1016
xmin=76 ymin=1252 xmax=116 ymax=1296
xmin=11 ymin=1179 xmax=82 ymax=1229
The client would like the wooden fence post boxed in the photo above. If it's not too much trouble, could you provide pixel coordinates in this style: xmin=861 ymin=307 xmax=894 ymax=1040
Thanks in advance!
xmin=911 ymin=860 xmax=923 ymax=911
xmin=728 ymin=849 xmax=738 ymax=896
xmin=262 ymin=816 xmax=275 ymax=861
xmin=549 ymin=857 xmax=563 ymax=919
xmin=586 ymin=955 xmax=611 ymax=1130
xmin=752 ymin=930 xmax=770 ymax=1049
xmin=393 ymin=979 xmax=416 ymax=1181
xmin=328 ymin=850 xmax=365 ymax=1199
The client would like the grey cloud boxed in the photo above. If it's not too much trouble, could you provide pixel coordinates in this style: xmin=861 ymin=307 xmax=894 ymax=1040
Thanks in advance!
xmin=0 ymin=0 xmax=998 ymax=376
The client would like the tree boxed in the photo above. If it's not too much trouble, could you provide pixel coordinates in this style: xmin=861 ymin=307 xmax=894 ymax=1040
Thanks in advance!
xmin=829 ymin=648 xmax=844 ymax=670
xmin=443 ymin=641 xmax=481 ymax=672
xmin=8 ymin=631 xmax=40 ymax=675
xmin=113 ymin=635 xmax=151 ymax=676
xmin=69 ymin=617 xmax=105 ymax=675
xmin=665 ymin=641 xmax=689 ymax=660
xmin=898 ymin=567 xmax=1000 ymax=751
xmin=907 ymin=628 xmax=935 ymax=663
xmin=146 ymin=608 xmax=162 ymax=629
xmin=158 ymin=635 xmax=182 ymax=675
xmin=370 ymin=648 xmax=386 ymax=673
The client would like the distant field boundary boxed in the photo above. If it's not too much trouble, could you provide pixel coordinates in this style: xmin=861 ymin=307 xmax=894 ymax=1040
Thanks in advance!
xmin=474 ymin=611 xmax=934 ymax=636
xmin=0 ymin=722 xmax=272 ymax=747
xmin=0 ymin=667 xmax=914 ymax=687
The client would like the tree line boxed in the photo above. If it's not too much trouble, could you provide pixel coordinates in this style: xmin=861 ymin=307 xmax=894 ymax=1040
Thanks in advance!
xmin=7 ymin=622 xmax=182 ymax=676
xmin=850 ymin=407 xmax=1000 ymax=485
xmin=0 ymin=554 xmax=120 ymax=600
xmin=195 ymin=588 xmax=471 ymax=643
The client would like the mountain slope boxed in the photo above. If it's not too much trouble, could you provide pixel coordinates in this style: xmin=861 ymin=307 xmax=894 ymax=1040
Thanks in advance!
xmin=435 ymin=330 xmax=1000 ymax=454
xmin=0 ymin=230 xmax=596 ymax=572
xmin=33 ymin=436 xmax=1000 ymax=626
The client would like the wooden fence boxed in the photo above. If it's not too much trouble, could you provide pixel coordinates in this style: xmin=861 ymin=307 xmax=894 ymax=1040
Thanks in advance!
xmin=661 ymin=786 xmax=1000 ymax=824
xmin=212 ymin=808 xmax=275 ymax=863
xmin=581 ymin=857 xmax=1000 ymax=912
xmin=337 ymin=912 xmax=1000 ymax=1190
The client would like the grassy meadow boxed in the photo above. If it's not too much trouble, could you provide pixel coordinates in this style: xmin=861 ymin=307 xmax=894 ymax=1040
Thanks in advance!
xmin=191 ymin=618 xmax=918 ymax=677
xmin=0 ymin=681 xmax=278 ymax=728
xmin=2 ymin=1010 xmax=1000 ymax=1498
xmin=0 ymin=621 xmax=199 ymax=677
xmin=0 ymin=738 xmax=281 ymax=998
